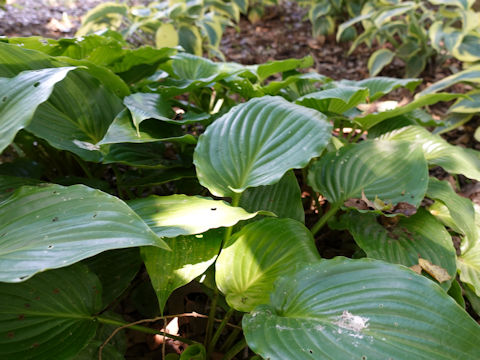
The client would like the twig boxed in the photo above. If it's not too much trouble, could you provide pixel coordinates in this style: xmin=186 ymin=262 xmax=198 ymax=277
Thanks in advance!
xmin=98 ymin=312 xmax=241 ymax=360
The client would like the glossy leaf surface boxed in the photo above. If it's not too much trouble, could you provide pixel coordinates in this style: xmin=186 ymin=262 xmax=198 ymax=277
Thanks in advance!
xmin=216 ymin=218 xmax=320 ymax=312
xmin=380 ymin=125 xmax=480 ymax=181
xmin=308 ymin=140 xmax=428 ymax=207
xmin=243 ymin=258 xmax=480 ymax=360
xmin=194 ymin=96 xmax=332 ymax=197
xmin=0 ymin=184 xmax=166 ymax=282
xmin=129 ymin=194 xmax=263 ymax=238
xmin=338 ymin=209 xmax=456 ymax=289
xmin=0 ymin=67 xmax=74 ymax=153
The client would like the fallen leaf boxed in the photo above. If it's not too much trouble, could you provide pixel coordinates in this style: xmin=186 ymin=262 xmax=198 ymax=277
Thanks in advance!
xmin=418 ymin=258 xmax=452 ymax=283
xmin=410 ymin=264 xmax=422 ymax=274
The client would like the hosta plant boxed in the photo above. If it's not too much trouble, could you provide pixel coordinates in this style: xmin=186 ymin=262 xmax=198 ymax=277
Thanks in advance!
xmin=77 ymin=0 xmax=244 ymax=58
xmin=338 ymin=0 xmax=480 ymax=77
xmin=0 ymin=36 xmax=480 ymax=360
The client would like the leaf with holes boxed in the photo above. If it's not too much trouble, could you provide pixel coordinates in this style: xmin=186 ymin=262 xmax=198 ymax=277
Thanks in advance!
xmin=143 ymin=229 xmax=223 ymax=313
xmin=215 ymin=218 xmax=320 ymax=312
xmin=308 ymin=140 xmax=428 ymax=208
xmin=0 ymin=67 xmax=75 ymax=154
xmin=0 ymin=184 xmax=167 ymax=282
xmin=243 ymin=258 xmax=480 ymax=360
xmin=0 ymin=263 xmax=102 ymax=359
xmin=194 ymin=96 xmax=332 ymax=198
xmin=128 ymin=194 xmax=267 ymax=238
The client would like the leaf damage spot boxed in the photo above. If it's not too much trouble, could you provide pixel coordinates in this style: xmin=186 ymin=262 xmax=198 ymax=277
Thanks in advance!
xmin=33 ymin=82 xmax=40 ymax=87
xmin=333 ymin=311 xmax=369 ymax=336
xmin=418 ymin=258 xmax=452 ymax=283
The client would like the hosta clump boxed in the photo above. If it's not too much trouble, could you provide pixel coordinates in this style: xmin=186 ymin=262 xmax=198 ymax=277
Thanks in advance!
xmin=0 ymin=34 xmax=480 ymax=360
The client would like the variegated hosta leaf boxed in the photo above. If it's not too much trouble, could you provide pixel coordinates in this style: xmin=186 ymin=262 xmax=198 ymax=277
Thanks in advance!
xmin=336 ymin=77 xmax=421 ymax=101
xmin=380 ymin=125 xmax=480 ymax=181
xmin=308 ymin=140 xmax=428 ymax=207
xmin=143 ymin=229 xmax=223 ymax=313
xmin=243 ymin=258 xmax=480 ymax=360
xmin=449 ymin=89 xmax=480 ymax=113
xmin=0 ymin=67 xmax=75 ymax=153
xmin=426 ymin=177 xmax=477 ymax=242
xmin=215 ymin=218 xmax=320 ymax=312
xmin=0 ymin=184 xmax=167 ymax=282
xmin=457 ymin=205 xmax=480 ymax=297
xmin=295 ymin=86 xmax=369 ymax=115
xmin=337 ymin=209 xmax=456 ymax=289
xmin=418 ymin=64 xmax=480 ymax=96
xmin=368 ymin=48 xmax=394 ymax=76
xmin=0 ymin=264 xmax=102 ymax=359
xmin=128 ymin=194 xmax=265 ymax=238
xmin=194 ymin=96 xmax=332 ymax=198
xmin=239 ymin=171 xmax=304 ymax=223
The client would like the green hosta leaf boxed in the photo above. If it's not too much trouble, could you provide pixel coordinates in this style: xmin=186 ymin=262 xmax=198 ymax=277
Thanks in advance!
xmin=157 ymin=53 xmax=246 ymax=96
xmin=26 ymin=69 xmax=123 ymax=161
xmin=380 ymin=125 xmax=480 ymax=181
xmin=97 ymin=109 xmax=196 ymax=145
xmin=0 ymin=264 xmax=102 ymax=359
xmin=143 ymin=229 xmax=223 ymax=312
xmin=336 ymin=77 xmax=421 ymax=101
xmin=355 ymin=93 xmax=461 ymax=129
xmin=194 ymin=96 xmax=332 ymax=198
xmin=243 ymin=258 xmax=480 ymax=360
xmin=83 ymin=248 xmax=142 ymax=306
xmin=368 ymin=49 xmax=394 ymax=76
xmin=239 ymin=171 xmax=304 ymax=223
xmin=253 ymin=56 xmax=313 ymax=82
xmin=261 ymin=72 xmax=330 ymax=97
xmin=308 ymin=140 xmax=428 ymax=208
xmin=418 ymin=64 xmax=480 ymax=96
xmin=405 ymin=54 xmax=427 ymax=78
xmin=75 ymin=340 xmax=123 ymax=360
xmin=216 ymin=218 xmax=320 ymax=312
xmin=0 ymin=175 xmax=42 ymax=200
xmin=338 ymin=209 xmax=456 ymax=289
xmin=124 ymin=93 xmax=174 ymax=133
xmin=296 ymin=86 xmax=369 ymax=115
xmin=103 ymin=142 xmax=188 ymax=168
xmin=129 ymin=194 xmax=264 ymax=238
xmin=0 ymin=184 xmax=167 ymax=282
xmin=0 ymin=67 xmax=75 ymax=154
xmin=426 ymin=177 xmax=477 ymax=242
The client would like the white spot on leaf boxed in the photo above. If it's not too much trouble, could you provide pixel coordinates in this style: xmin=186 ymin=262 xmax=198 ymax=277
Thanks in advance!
xmin=333 ymin=310 xmax=369 ymax=335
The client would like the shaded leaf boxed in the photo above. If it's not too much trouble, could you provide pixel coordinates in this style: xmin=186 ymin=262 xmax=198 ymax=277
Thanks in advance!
xmin=0 ymin=264 xmax=102 ymax=359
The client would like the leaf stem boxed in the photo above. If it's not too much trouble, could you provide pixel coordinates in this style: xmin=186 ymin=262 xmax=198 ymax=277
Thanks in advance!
xmin=310 ymin=203 xmax=340 ymax=236
xmin=223 ymin=337 xmax=247 ymax=360
xmin=204 ymin=288 xmax=219 ymax=347
xmin=207 ymin=307 xmax=235 ymax=356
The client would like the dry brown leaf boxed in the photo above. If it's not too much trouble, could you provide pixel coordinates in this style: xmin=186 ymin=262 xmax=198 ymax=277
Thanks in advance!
xmin=418 ymin=258 xmax=452 ymax=283
xmin=409 ymin=264 xmax=422 ymax=275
